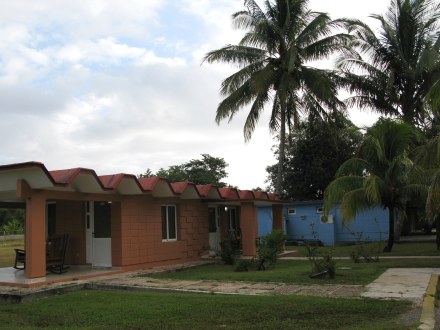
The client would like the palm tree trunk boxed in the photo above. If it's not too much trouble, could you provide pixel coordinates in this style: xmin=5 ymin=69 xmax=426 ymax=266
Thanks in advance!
xmin=383 ymin=207 xmax=395 ymax=252
xmin=275 ymin=105 xmax=286 ymax=195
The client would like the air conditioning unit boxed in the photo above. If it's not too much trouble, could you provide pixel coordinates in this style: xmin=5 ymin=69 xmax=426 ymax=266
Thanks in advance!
xmin=320 ymin=214 xmax=334 ymax=224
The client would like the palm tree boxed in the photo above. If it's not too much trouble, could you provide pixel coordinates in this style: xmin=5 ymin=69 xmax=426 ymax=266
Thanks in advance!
xmin=338 ymin=0 xmax=440 ymax=127
xmin=203 ymin=0 xmax=350 ymax=194
xmin=324 ymin=119 xmax=423 ymax=252
xmin=413 ymin=135 xmax=440 ymax=248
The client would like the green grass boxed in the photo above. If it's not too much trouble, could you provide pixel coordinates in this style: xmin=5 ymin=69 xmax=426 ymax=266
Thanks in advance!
xmin=151 ymin=258 xmax=440 ymax=285
xmin=0 ymin=289 xmax=413 ymax=329
xmin=0 ymin=239 xmax=23 ymax=267
xmin=287 ymin=240 xmax=440 ymax=257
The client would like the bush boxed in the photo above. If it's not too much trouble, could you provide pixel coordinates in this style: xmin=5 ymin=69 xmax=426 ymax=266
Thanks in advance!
xmin=1 ymin=218 xmax=24 ymax=235
xmin=234 ymin=258 xmax=255 ymax=272
xmin=306 ymin=222 xmax=336 ymax=279
xmin=220 ymin=239 xmax=237 ymax=265
xmin=257 ymin=229 xmax=287 ymax=267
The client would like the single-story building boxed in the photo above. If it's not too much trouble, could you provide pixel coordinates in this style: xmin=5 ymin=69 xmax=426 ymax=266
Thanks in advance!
xmin=0 ymin=162 xmax=284 ymax=283
xmin=259 ymin=200 xmax=389 ymax=246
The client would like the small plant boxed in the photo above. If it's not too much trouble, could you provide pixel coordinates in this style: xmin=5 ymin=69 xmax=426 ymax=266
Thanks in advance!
xmin=344 ymin=219 xmax=382 ymax=263
xmin=257 ymin=229 xmax=286 ymax=268
xmin=220 ymin=239 xmax=237 ymax=265
xmin=306 ymin=222 xmax=336 ymax=279
xmin=234 ymin=258 xmax=255 ymax=272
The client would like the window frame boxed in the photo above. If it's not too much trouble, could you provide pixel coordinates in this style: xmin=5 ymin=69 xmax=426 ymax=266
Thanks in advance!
xmin=161 ymin=204 xmax=177 ymax=242
xmin=287 ymin=208 xmax=296 ymax=215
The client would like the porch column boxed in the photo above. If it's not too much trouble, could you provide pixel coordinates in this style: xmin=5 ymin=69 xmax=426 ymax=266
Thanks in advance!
xmin=240 ymin=202 xmax=258 ymax=256
xmin=24 ymin=193 xmax=47 ymax=278
xmin=272 ymin=204 xmax=284 ymax=231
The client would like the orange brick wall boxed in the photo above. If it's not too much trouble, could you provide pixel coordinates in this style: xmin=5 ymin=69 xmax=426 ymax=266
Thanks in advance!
xmin=55 ymin=200 xmax=86 ymax=265
xmin=117 ymin=196 xmax=209 ymax=268
xmin=48 ymin=197 xmax=231 ymax=269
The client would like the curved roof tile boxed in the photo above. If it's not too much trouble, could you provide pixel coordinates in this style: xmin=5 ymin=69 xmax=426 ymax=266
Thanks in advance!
xmin=0 ymin=161 xmax=280 ymax=202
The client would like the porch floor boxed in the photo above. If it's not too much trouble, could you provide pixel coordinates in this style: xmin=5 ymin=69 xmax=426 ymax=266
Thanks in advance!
xmin=0 ymin=265 xmax=123 ymax=288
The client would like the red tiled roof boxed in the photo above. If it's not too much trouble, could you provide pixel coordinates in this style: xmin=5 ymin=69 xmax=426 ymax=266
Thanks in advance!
xmin=98 ymin=174 xmax=125 ymax=189
xmin=219 ymin=187 xmax=240 ymax=200
xmin=238 ymin=190 xmax=255 ymax=200
xmin=0 ymin=161 xmax=280 ymax=203
xmin=196 ymin=184 xmax=217 ymax=197
xmin=138 ymin=176 xmax=161 ymax=191
xmin=50 ymin=168 xmax=84 ymax=184
xmin=170 ymin=182 xmax=190 ymax=194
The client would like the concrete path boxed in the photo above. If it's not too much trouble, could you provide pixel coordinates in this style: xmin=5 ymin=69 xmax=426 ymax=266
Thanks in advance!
xmin=89 ymin=275 xmax=365 ymax=298
xmin=362 ymin=268 xmax=440 ymax=302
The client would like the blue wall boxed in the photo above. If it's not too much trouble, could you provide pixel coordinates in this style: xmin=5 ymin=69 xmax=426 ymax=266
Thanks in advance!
xmin=258 ymin=201 xmax=389 ymax=246
xmin=284 ymin=201 xmax=335 ymax=246
xmin=257 ymin=207 xmax=273 ymax=237
xmin=333 ymin=206 xmax=389 ymax=243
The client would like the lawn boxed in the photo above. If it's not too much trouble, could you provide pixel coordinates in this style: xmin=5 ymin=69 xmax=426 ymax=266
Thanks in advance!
xmin=0 ymin=289 xmax=413 ymax=329
xmin=287 ymin=240 xmax=440 ymax=257
xmin=0 ymin=239 xmax=23 ymax=267
xmin=150 ymin=258 xmax=440 ymax=285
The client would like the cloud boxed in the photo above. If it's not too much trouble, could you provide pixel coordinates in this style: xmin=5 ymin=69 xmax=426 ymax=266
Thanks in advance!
xmin=0 ymin=0 xmax=386 ymax=190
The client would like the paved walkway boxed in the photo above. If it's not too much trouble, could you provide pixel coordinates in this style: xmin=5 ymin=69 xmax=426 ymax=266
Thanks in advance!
xmin=362 ymin=268 xmax=440 ymax=302
xmin=85 ymin=267 xmax=439 ymax=302
xmin=0 ymin=264 xmax=438 ymax=303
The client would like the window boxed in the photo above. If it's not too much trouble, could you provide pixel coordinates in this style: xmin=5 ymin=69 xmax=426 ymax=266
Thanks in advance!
xmin=287 ymin=208 xmax=296 ymax=215
xmin=316 ymin=207 xmax=324 ymax=214
xmin=162 ymin=205 xmax=177 ymax=241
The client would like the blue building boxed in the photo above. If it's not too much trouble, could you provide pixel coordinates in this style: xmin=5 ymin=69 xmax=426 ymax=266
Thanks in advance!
xmin=258 ymin=201 xmax=389 ymax=246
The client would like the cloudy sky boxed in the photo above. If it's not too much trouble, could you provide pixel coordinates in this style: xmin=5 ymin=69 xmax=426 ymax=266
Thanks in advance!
xmin=0 ymin=0 xmax=390 ymax=190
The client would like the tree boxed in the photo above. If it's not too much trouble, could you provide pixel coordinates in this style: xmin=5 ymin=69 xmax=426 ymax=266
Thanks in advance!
xmin=142 ymin=154 xmax=229 ymax=187
xmin=181 ymin=154 xmax=228 ymax=186
xmin=156 ymin=165 xmax=188 ymax=183
xmin=266 ymin=112 xmax=362 ymax=200
xmin=324 ymin=118 xmax=424 ymax=252
xmin=413 ymin=134 xmax=440 ymax=248
xmin=137 ymin=169 xmax=154 ymax=179
xmin=203 ymin=0 xmax=350 ymax=194
xmin=338 ymin=0 xmax=440 ymax=127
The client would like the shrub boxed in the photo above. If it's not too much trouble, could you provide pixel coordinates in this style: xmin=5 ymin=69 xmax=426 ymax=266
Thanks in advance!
xmin=220 ymin=239 xmax=237 ymax=265
xmin=234 ymin=258 xmax=255 ymax=272
xmin=1 ymin=218 xmax=24 ymax=235
xmin=306 ymin=222 xmax=336 ymax=279
xmin=257 ymin=229 xmax=287 ymax=267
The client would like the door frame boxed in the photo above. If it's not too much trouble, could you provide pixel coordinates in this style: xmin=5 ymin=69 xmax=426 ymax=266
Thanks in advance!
xmin=85 ymin=201 xmax=112 ymax=267
xmin=208 ymin=206 xmax=221 ymax=255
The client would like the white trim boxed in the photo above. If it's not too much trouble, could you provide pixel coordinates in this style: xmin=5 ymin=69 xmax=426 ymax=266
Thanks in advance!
xmin=161 ymin=204 xmax=177 ymax=242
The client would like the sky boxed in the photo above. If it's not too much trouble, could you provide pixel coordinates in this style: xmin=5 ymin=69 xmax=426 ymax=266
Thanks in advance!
xmin=0 ymin=0 xmax=390 ymax=190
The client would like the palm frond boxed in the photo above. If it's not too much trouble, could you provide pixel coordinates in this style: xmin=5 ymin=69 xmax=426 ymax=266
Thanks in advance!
xmin=324 ymin=175 xmax=364 ymax=209
xmin=363 ymin=175 xmax=385 ymax=204
xmin=335 ymin=158 xmax=369 ymax=177
xmin=340 ymin=188 xmax=376 ymax=221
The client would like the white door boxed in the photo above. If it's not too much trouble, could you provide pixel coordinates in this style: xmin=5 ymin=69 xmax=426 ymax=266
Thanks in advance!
xmin=208 ymin=207 xmax=220 ymax=255
xmin=86 ymin=201 xmax=112 ymax=267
